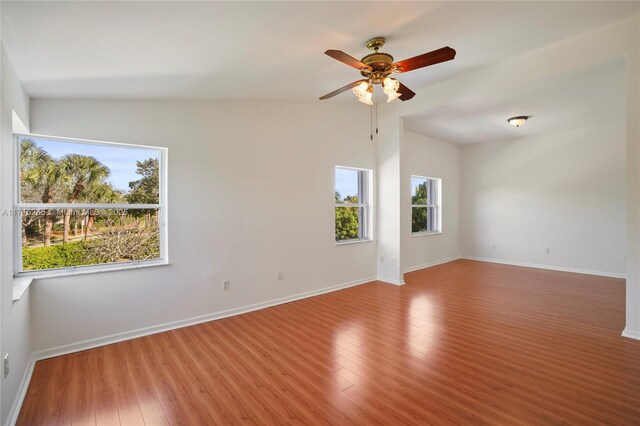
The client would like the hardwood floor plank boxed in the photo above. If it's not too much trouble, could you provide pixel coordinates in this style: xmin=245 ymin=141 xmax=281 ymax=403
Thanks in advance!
xmin=91 ymin=348 xmax=120 ymax=426
xmin=118 ymin=341 xmax=168 ymax=426
xmin=17 ymin=362 xmax=48 ymax=426
xmin=104 ymin=345 xmax=145 ymax=426
xmin=134 ymin=336 xmax=193 ymax=425
xmin=70 ymin=352 xmax=96 ymax=426
xmin=18 ymin=260 xmax=640 ymax=425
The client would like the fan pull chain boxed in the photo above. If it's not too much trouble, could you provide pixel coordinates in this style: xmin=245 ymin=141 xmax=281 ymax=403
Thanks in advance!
xmin=375 ymin=101 xmax=379 ymax=136
xmin=370 ymin=103 xmax=374 ymax=141
xmin=370 ymin=101 xmax=380 ymax=141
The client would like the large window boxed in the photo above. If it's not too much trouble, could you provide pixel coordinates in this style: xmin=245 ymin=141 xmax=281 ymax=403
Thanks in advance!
xmin=411 ymin=176 xmax=441 ymax=235
xmin=15 ymin=135 xmax=167 ymax=276
xmin=335 ymin=166 xmax=370 ymax=242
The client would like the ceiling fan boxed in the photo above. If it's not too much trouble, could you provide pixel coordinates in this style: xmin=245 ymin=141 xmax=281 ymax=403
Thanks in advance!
xmin=320 ymin=37 xmax=456 ymax=105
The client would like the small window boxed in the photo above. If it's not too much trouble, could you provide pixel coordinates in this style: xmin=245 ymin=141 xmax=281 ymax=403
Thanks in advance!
xmin=15 ymin=135 xmax=167 ymax=276
xmin=411 ymin=176 xmax=441 ymax=235
xmin=335 ymin=166 xmax=370 ymax=242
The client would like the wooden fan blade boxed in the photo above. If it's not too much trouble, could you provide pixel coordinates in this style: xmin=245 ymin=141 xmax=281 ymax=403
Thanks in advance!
xmin=393 ymin=46 xmax=456 ymax=73
xmin=397 ymin=81 xmax=416 ymax=101
xmin=319 ymin=80 xmax=368 ymax=100
xmin=325 ymin=50 xmax=372 ymax=70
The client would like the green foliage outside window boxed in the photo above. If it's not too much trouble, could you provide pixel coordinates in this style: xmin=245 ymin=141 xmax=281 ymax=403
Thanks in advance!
xmin=22 ymin=241 xmax=91 ymax=270
xmin=335 ymin=207 xmax=359 ymax=241
xmin=335 ymin=193 xmax=360 ymax=241
xmin=412 ymin=182 xmax=428 ymax=233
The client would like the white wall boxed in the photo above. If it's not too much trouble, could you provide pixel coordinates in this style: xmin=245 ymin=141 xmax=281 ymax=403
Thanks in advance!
xmin=402 ymin=131 xmax=460 ymax=272
xmin=27 ymin=99 xmax=377 ymax=352
xmin=0 ymin=46 xmax=32 ymax=425
xmin=375 ymin=111 xmax=403 ymax=284
xmin=460 ymin=124 xmax=626 ymax=277
xmin=625 ymin=13 xmax=640 ymax=339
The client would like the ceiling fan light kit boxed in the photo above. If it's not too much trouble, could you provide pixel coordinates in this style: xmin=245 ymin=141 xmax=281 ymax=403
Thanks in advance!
xmin=383 ymin=77 xmax=402 ymax=103
xmin=320 ymin=37 xmax=456 ymax=104
xmin=353 ymin=80 xmax=374 ymax=105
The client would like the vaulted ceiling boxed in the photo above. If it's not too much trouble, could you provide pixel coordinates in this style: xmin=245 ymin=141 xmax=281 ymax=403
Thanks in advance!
xmin=1 ymin=1 xmax=637 ymax=100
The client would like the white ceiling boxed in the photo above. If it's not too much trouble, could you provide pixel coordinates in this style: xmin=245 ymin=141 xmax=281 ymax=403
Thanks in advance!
xmin=1 ymin=1 xmax=637 ymax=101
xmin=403 ymin=59 xmax=626 ymax=145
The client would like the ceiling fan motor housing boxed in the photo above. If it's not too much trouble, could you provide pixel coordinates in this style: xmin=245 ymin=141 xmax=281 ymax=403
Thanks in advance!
xmin=360 ymin=37 xmax=395 ymax=83
xmin=360 ymin=53 xmax=394 ymax=82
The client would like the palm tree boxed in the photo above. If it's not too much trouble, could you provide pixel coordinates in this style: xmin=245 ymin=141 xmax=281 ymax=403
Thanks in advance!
xmin=18 ymin=139 xmax=67 ymax=246
xmin=20 ymin=139 xmax=49 ymax=175
xmin=19 ymin=139 xmax=51 ymax=245
xmin=81 ymin=182 xmax=123 ymax=239
xmin=60 ymin=154 xmax=110 ymax=243
xmin=20 ymin=139 xmax=51 ymax=201
xmin=40 ymin=162 xmax=66 ymax=246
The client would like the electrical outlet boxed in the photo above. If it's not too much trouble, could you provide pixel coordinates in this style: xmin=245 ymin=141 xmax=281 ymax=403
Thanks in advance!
xmin=222 ymin=280 xmax=231 ymax=291
xmin=491 ymin=243 xmax=496 ymax=250
xmin=545 ymin=248 xmax=550 ymax=254
xmin=4 ymin=354 xmax=9 ymax=378
xmin=380 ymin=256 xmax=384 ymax=262
xmin=276 ymin=272 xmax=283 ymax=281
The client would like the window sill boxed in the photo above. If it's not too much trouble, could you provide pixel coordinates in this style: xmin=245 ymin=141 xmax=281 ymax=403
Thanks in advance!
xmin=13 ymin=277 xmax=34 ymax=302
xmin=412 ymin=231 xmax=442 ymax=238
xmin=336 ymin=239 xmax=373 ymax=246
xmin=14 ymin=259 xmax=169 ymax=282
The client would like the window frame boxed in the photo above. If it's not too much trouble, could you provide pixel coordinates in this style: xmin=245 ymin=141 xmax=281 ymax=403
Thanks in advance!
xmin=411 ymin=175 xmax=442 ymax=237
xmin=334 ymin=165 xmax=372 ymax=244
xmin=13 ymin=133 xmax=169 ymax=278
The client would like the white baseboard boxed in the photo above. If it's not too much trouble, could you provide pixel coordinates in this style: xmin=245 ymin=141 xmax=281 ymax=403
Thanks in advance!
xmin=377 ymin=276 xmax=405 ymax=286
xmin=5 ymin=354 xmax=35 ymax=426
xmin=622 ymin=328 xmax=640 ymax=340
xmin=403 ymin=256 xmax=461 ymax=273
xmin=461 ymin=256 xmax=625 ymax=279
xmin=33 ymin=275 xmax=376 ymax=361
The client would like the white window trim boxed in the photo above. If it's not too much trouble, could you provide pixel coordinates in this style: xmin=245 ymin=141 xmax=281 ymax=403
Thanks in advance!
xmin=335 ymin=165 xmax=372 ymax=244
xmin=15 ymin=259 xmax=169 ymax=281
xmin=412 ymin=231 xmax=442 ymax=237
xmin=335 ymin=203 xmax=367 ymax=208
xmin=13 ymin=133 xmax=169 ymax=278
xmin=411 ymin=175 xmax=442 ymax=235
xmin=335 ymin=238 xmax=374 ymax=246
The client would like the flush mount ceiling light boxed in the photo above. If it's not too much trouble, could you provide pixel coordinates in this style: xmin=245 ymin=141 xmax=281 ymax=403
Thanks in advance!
xmin=508 ymin=116 xmax=529 ymax=127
